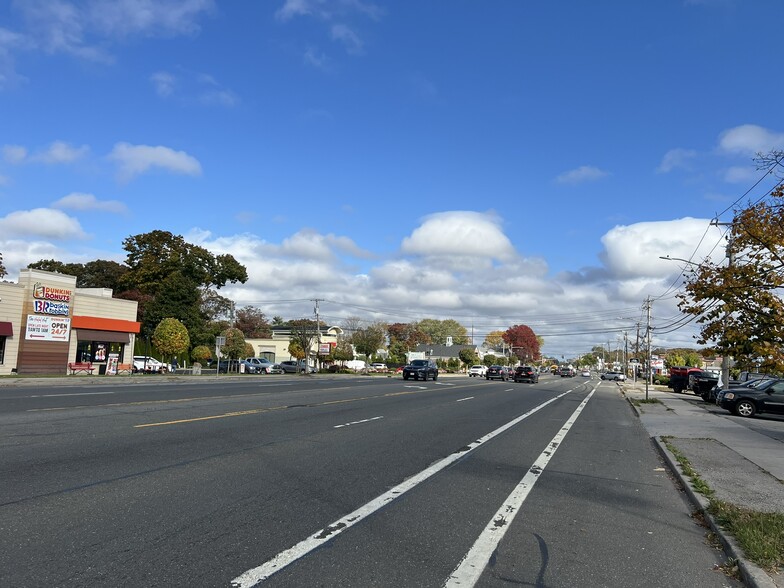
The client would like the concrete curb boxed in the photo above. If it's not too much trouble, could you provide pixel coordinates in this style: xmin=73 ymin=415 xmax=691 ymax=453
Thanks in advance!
xmin=623 ymin=392 xmax=779 ymax=588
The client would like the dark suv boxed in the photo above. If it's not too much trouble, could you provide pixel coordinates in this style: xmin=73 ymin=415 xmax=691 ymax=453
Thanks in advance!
xmin=402 ymin=359 xmax=438 ymax=381
xmin=486 ymin=365 xmax=509 ymax=381
xmin=513 ymin=366 xmax=539 ymax=383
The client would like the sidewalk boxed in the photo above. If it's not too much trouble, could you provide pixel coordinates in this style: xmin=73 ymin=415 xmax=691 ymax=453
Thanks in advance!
xmin=621 ymin=380 xmax=783 ymax=588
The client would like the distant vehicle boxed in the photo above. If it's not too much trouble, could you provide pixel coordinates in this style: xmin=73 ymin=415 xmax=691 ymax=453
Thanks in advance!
xmin=717 ymin=379 xmax=784 ymax=418
xmin=468 ymin=365 xmax=488 ymax=377
xmin=559 ymin=366 xmax=575 ymax=378
xmin=601 ymin=371 xmax=626 ymax=381
xmin=580 ymin=370 xmax=591 ymax=377
xmin=402 ymin=359 xmax=438 ymax=381
xmin=667 ymin=366 xmax=702 ymax=394
xmin=486 ymin=365 xmax=509 ymax=381
xmin=279 ymin=360 xmax=316 ymax=373
xmin=370 ymin=363 xmax=388 ymax=372
xmin=513 ymin=366 xmax=539 ymax=383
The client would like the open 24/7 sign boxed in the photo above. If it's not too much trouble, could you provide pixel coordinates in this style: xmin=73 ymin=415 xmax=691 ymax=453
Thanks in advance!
xmin=25 ymin=315 xmax=71 ymax=342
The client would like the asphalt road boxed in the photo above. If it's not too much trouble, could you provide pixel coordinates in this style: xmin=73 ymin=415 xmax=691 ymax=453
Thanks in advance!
xmin=0 ymin=374 xmax=739 ymax=587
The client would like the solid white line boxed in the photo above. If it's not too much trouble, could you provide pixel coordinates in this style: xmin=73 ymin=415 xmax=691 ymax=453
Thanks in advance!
xmin=403 ymin=385 xmax=427 ymax=390
xmin=333 ymin=416 xmax=384 ymax=429
xmin=230 ymin=390 xmax=573 ymax=588
xmin=456 ymin=397 xmax=474 ymax=402
xmin=443 ymin=384 xmax=598 ymax=587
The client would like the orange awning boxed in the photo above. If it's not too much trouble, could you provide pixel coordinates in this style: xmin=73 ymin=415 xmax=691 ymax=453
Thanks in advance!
xmin=71 ymin=316 xmax=141 ymax=333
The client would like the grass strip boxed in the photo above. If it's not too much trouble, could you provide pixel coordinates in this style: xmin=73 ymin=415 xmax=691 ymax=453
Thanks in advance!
xmin=662 ymin=437 xmax=783 ymax=573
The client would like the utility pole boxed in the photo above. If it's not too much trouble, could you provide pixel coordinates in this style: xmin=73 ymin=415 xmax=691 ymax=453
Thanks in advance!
xmin=711 ymin=220 xmax=734 ymax=391
xmin=645 ymin=297 xmax=652 ymax=401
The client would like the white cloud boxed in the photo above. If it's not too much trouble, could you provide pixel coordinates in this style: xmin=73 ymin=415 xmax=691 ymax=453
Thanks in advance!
xmin=150 ymin=71 xmax=175 ymax=97
xmin=657 ymin=148 xmax=697 ymax=173
xmin=331 ymin=23 xmax=363 ymax=54
xmin=31 ymin=140 xmax=89 ymax=163
xmin=276 ymin=0 xmax=326 ymax=21
xmin=600 ymin=217 xmax=725 ymax=279
xmin=89 ymin=0 xmax=215 ymax=37
xmin=303 ymin=47 xmax=329 ymax=69
xmin=2 ymin=141 xmax=88 ymax=164
xmin=108 ymin=142 xmax=202 ymax=181
xmin=2 ymin=145 xmax=27 ymax=164
xmin=555 ymin=165 xmax=609 ymax=185
xmin=718 ymin=124 xmax=784 ymax=155
xmin=401 ymin=211 xmax=516 ymax=261
xmin=52 ymin=192 xmax=127 ymax=214
xmin=723 ymin=165 xmax=759 ymax=184
xmin=0 ymin=208 xmax=87 ymax=240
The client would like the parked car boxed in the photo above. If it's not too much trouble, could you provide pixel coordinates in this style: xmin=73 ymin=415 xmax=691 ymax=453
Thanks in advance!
xmin=279 ymin=360 xmax=316 ymax=373
xmin=513 ymin=366 xmax=539 ymax=383
xmin=601 ymin=371 xmax=626 ymax=381
xmin=268 ymin=364 xmax=284 ymax=374
xmin=486 ymin=365 xmax=509 ymax=381
xmin=402 ymin=359 xmax=438 ymax=381
xmin=133 ymin=356 xmax=167 ymax=373
xmin=717 ymin=378 xmax=784 ymax=418
xmin=469 ymin=365 xmax=488 ymax=377
xmin=218 ymin=359 xmax=259 ymax=374
xmin=370 ymin=362 xmax=388 ymax=372
xmin=245 ymin=357 xmax=276 ymax=373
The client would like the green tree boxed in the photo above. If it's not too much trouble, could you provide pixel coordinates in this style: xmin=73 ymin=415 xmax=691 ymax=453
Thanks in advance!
xmin=220 ymin=327 xmax=247 ymax=360
xmin=353 ymin=323 xmax=386 ymax=360
xmin=418 ymin=318 xmax=468 ymax=345
xmin=459 ymin=347 xmax=478 ymax=369
xmin=288 ymin=340 xmax=305 ymax=360
xmin=679 ymin=177 xmax=784 ymax=373
xmin=244 ymin=342 xmax=255 ymax=357
xmin=387 ymin=322 xmax=428 ymax=348
xmin=27 ymin=258 xmax=128 ymax=290
xmin=191 ymin=345 xmax=212 ymax=363
xmin=152 ymin=318 xmax=190 ymax=363
xmin=386 ymin=341 xmax=408 ymax=364
xmin=120 ymin=230 xmax=247 ymax=343
xmin=483 ymin=354 xmax=498 ymax=367
xmin=330 ymin=340 xmax=354 ymax=364
xmin=0 ymin=252 xmax=6 ymax=279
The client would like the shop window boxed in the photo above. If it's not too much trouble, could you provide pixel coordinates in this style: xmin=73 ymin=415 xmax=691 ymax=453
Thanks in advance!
xmin=0 ymin=336 xmax=5 ymax=364
xmin=76 ymin=340 xmax=125 ymax=363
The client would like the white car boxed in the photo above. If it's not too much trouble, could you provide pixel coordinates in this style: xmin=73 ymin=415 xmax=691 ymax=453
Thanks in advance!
xmin=245 ymin=357 xmax=276 ymax=373
xmin=370 ymin=363 xmax=388 ymax=372
xmin=469 ymin=365 xmax=488 ymax=377
xmin=133 ymin=356 xmax=167 ymax=373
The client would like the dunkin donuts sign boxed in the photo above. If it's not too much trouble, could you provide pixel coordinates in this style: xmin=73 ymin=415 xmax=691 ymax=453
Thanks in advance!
xmin=33 ymin=282 xmax=72 ymax=316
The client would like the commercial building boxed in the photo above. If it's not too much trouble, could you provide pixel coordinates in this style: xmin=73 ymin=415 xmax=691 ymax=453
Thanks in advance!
xmin=0 ymin=269 xmax=140 ymax=375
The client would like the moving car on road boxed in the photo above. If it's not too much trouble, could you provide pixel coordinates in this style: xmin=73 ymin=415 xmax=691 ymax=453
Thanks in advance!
xmin=601 ymin=371 xmax=626 ymax=381
xmin=486 ymin=365 xmax=509 ymax=381
xmin=717 ymin=378 xmax=784 ymax=418
xmin=468 ymin=365 xmax=488 ymax=377
xmin=513 ymin=366 xmax=539 ymax=383
xmin=402 ymin=359 xmax=438 ymax=381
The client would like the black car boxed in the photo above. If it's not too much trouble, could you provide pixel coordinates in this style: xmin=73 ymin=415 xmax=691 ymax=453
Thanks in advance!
xmin=513 ymin=366 xmax=539 ymax=383
xmin=717 ymin=378 xmax=784 ymax=418
xmin=485 ymin=365 xmax=509 ymax=381
xmin=402 ymin=359 xmax=438 ymax=381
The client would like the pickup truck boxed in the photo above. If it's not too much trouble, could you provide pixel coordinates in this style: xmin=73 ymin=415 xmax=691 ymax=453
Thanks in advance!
xmin=667 ymin=366 xmax=702 ymax=394
xmin=688 ymin=369 xmax=720 ymax=395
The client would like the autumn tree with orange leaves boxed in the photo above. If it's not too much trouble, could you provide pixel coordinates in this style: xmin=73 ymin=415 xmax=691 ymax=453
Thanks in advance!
xmin=679 ymin=156 xmax=784 ymax=373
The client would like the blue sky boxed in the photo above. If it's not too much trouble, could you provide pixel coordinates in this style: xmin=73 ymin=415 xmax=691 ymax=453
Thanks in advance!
xmin=1 ymin=0 xmax=783 ymax=358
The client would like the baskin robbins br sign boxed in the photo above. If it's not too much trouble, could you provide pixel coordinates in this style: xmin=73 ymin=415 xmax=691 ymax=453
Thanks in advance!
xmin=32 ymin=282 xmax=72 ymax=316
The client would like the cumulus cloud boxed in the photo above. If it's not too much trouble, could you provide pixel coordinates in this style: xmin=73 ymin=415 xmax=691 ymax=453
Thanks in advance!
xmin=0 ymin=208 xmax=87 ymax=240
xmin=401 ymin=211 xmax=516 ymax=261
xmin=657 ymin=148 xmax=697 ymax=173
xmin=331 ymin=24 xmax=363 ymax=53
xmin=52 ymin=192 xmax=127 ymax=214
xmin=555 ymin=165 xmax=609 ymax=185
xmin=108 ymin=142 xmax=202 ymax=181
xmin=599 ymin=217 xmax=725 ymax=280
xmin=723 ymin=165 xmax=759 ymax=184
xmin=719 ymin=124 xmax=784 ymax=155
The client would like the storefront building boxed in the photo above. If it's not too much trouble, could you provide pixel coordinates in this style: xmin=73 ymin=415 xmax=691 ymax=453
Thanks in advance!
xmin=0 ymin=269 xmax=140 ymax=375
